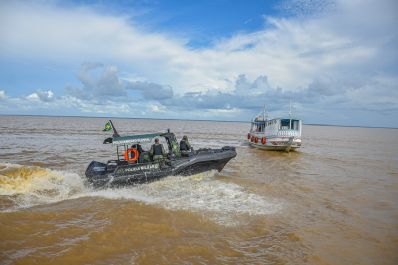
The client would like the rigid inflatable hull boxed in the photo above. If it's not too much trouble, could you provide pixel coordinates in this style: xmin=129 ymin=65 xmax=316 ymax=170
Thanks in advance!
xmin=85 ymin=147 xmax=236 ymax=188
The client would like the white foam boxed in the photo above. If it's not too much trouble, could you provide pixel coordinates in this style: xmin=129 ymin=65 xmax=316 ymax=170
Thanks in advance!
xmin=1 ymin=163 xmax=282 ymax=224
xmin=81 ymin=171 xmax=282 ymax=224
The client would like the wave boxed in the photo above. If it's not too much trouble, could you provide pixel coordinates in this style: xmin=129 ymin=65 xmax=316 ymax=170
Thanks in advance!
xmin=0 ymin=163 xmax=86 ymax=210
xmin=0 ymin=163 xmax=281 ymax=223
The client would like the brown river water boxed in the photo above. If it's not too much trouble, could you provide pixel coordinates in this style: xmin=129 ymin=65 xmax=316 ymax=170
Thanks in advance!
xmin=0 ymin=115 xmax=397 ymax=265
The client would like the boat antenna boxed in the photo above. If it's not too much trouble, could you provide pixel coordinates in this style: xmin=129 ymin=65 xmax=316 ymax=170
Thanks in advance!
xmin=109 ymin=120 xmax=120 ymax=137
xmin=288 ymin=100 xmax=292 ymax=129
xmin=262 ymin=104 xmax=268 ymax=120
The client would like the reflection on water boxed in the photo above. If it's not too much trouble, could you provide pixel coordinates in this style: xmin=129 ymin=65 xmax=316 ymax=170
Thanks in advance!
xmin=0 ymin=115 xmax=397 ymax=264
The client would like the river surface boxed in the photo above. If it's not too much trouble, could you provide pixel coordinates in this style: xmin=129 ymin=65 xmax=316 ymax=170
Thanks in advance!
xmin=0 ymin=115 xmax=397 ymax=265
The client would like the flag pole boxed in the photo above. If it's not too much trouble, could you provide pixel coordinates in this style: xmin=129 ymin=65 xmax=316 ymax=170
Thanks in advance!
xmin=109 ymin=120 xmax=120 ymax=137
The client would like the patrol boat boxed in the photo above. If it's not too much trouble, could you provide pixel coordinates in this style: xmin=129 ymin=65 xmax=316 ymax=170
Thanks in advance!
xmin=247 ymin=106 xmax=302 ymax=152
xmin=85 ymin=121 xmax=236 ymax=188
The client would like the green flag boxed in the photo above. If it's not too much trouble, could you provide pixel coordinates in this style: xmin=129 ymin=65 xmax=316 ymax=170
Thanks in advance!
xmin=103 ymin=121 xmax=113 ymax=132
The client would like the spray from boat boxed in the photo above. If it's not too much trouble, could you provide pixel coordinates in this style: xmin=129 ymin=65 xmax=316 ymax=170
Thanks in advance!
xmin=0 ymin=163 xmax=282 ymax=224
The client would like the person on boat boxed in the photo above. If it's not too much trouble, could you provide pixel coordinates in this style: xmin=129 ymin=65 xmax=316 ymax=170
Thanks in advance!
xmin=150 ymin=138 xmax=166 ymax=162
xmin=180 ymin=135 xmax=193 ymax=156
xmin=132 ymin=143 xmax=145 ymax=163
xmin=131 ymin=143 xmax=144 ymax=155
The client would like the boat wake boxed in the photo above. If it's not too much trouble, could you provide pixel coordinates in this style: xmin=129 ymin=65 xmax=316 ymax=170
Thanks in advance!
xmin=0 ymin=163 xmax=86 ymax=210
xmin=0 ymin=163 xmax=282 ymax=224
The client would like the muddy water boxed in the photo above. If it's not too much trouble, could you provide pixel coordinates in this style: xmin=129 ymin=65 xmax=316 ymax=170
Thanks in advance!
xmin=0 ymin=115 xmax=397 ymax=265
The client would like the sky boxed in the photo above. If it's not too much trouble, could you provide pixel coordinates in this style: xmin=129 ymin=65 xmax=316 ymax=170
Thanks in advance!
xmin=0 ymin=0 xmax=397 ymax=127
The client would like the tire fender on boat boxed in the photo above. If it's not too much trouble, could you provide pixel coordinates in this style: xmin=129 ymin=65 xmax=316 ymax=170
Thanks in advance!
xmin=254 ymin=137 xmax=258 ymax=143
xmin=124 ymin=148 xmax=138 ymax=162
xmin=247 ymin=133 xmax=251 ymax=139
xmin=261 ymin=137 xmax=266 ymax=145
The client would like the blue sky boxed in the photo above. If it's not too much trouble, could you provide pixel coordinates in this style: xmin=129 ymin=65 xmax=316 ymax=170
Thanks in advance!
xmin=0 ymin=0 xmax=397 ymax=127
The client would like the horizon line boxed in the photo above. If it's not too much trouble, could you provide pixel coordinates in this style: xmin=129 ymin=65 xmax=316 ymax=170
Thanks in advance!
xmin=0 ymin=113 xmax=397 ymax=130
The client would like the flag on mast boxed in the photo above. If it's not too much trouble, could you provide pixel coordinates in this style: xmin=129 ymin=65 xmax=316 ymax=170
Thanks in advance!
xmin=103 ymin=121 xmax=113 ymax=132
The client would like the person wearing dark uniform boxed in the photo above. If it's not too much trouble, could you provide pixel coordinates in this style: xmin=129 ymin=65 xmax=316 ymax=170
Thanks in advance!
xmin=180 ymin=135 xmax=192 ymax=156
xmin=132 ymin=143 xmax=145 ymax=163
xmin=150 ymin=138 xmax=166 ymax=162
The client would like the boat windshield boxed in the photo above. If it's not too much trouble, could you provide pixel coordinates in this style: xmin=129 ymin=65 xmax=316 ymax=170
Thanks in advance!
xmin=280 ymin=119 xmax=300 ymax=130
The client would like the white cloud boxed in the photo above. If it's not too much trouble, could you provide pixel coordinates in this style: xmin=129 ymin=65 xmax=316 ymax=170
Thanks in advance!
xmin=0 ymin=90 xmax=6 ymax=99
xmin=1 ymin=0 xmax=396 ymax=92
xmin=26 ymin=90 xmax=55 ymax=102
xmin=26 ymin=93 xmax=40 ymax=101
xmin=148 ymin=104 xmax=167 ymax=113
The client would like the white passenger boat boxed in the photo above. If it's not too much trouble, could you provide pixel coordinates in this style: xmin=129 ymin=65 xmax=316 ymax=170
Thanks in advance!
xmin=247 ymin=107 xmax=302 ymax=152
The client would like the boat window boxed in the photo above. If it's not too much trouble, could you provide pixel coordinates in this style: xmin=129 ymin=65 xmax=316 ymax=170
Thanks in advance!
xmin=280 ymin=119 xmax=290 ymax=130
xmin=292 ymin=120 xmax=300 ymax=130
xmin=280 ymin=119 xmax=300 ymax=130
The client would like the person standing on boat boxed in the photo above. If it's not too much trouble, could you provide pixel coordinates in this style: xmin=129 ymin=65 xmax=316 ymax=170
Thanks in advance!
xmin=180 ymin=135 xmax=193 ymax=156
xmin=132 ymin=143 xmax=145 ymax=163
xmin=150 ymin=138 xmax=166 ymax=162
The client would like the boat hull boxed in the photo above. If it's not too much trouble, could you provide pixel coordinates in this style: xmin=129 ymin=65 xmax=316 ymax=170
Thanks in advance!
xmin=249 ymin=142 xmax=300 ymax=151
xmin=85 ymin=146 xmax=236 ymax=188
xmin=248 ymin=136 xmax=301 ymax=152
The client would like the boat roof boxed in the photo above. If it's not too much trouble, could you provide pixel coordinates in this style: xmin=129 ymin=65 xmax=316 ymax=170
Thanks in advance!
xmin=105 ymin=133 xmax=162 ymax=145
xmin=252 ymin=117 xmax=301 ymax=124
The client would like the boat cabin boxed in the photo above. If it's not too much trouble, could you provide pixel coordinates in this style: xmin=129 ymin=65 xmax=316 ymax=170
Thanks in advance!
xmin=251 ymin=117 xmax=302 ymax=137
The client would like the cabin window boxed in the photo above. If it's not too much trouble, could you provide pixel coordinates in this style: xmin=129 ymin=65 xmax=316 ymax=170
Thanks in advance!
xmin=280 ymin=119 xmax=300 ymax=130
xmin=280 ymin=119 xmax=290 ymax=130
xmin=292 ymin=120 xmax=300 ymax=130
xmin=255 ymin=123 xmax=266 ymax=132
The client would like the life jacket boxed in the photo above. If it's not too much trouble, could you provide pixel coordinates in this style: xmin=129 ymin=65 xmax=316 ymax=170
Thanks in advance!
xmin=153 ymin=144 xmax=163 ymax=156
xmin=180 ymin=140 xmax=189 ymax=151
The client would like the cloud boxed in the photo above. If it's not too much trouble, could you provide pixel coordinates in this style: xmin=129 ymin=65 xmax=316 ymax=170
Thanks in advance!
xmin=65 ymin=63 xmax=174 ymax=101
xmin=0 ymin=1 xmax=192 ymax=92
xmin=148 ymin=104 xmax=167 ymax=113
xmin=277 ymin=0 xmax=337 ymax=17
xmin=61 ymin=96 xmax=132 ymax=114
xmin=1 ymin=0 xmax=396 ymax=92
xmin=0 ymin=90 xmax=6 ymax=100
xmin=65 ymin=63 xmax=126 ymax=99
xmin=158 ymin=75 xmax=273 ymax=111
xmin=26 ymin=90 xmax=55 ymax=102
xmin=126 ymin=81 xmax=173 ymax=100
xmin=155 ymin=72 xmax=398 ymax=123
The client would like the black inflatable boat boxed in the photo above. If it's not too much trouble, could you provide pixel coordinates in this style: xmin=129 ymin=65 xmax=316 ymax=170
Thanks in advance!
xmin=85 ymin=122 xmax=236 ymax=188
